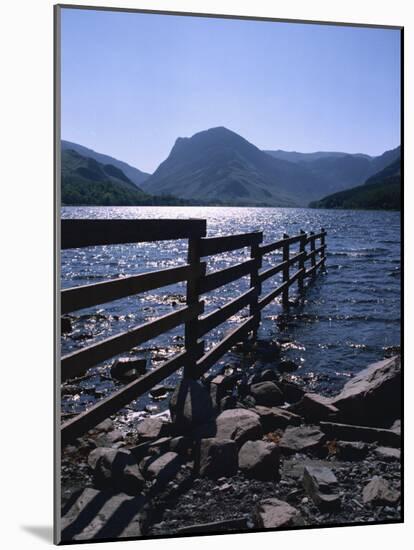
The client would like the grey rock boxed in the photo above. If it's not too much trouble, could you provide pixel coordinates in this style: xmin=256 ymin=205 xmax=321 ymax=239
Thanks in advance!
xmin=249 ymin=381 xmax=284 ymax=406
xmin=170 ymin=379 xmax=214 ymax=433
xmin=61 ymin=488 xmax=145 ymax=542
xmin=279 ymin=426 xmax=325 ymax=454
xmin=320 ymin=421 xmax=401 ymax=448
xmin=169 ymin=436 xmax=193 ymax=457
xmin=220 ymin=395 xmax=238 ymax=411
xmin=259 ymin=369 xmax=278 ymax=382
xmin=88 ymin=447 xmax=143 ymax=494
xmin=336 ymin=441 xmax=368 ymax=461
xmin=303 ymin=465 xmax=341 ymax=510
xmin=255 ymin=498 xmax=301 ymax=528
xmin=331 ymin=356 xmax=401 ymax=426
xmin=374 ymin=446 xmax=401 ymax=461
xmin=146 ymin=452 xmax=182 ymax=484
xmin=238 ymin=440 xmax=280 ymax=480
xmin=215 ymin=409 xmax=263 ymax=447
xmin=279 ymin=379 xmax=305 ymax=404
xmin=197 ymin=438 xmax=238 ymax=479
xmin=289 ymin=393 xmax=339 ymax=422
xmin=136 ymin=417 xmax=170 ymax=441
xmin=110 ymin=357 xmax=146 ymax=383
xmin=362 ymin=476 xmax=400 ymax=505
xmin=254 ymin=405 xmax=301 ymax=432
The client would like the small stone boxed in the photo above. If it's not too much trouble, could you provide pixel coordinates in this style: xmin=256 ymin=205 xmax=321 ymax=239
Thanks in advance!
xmin=362 ymin=476 xmax=400 ymax=506
xmin=254 ymin=406 xmax=301 ymax=432
xmin=289 ymin=393 xmax=339 ymax=422
xmin=238 ymin=440 xmax=280 ymax=480
xmin=336 ymin=440 xmax=368 ymax=461
xmin=279 ymin=426 xmax=325 ymax=454
xmin=279 ymin=379 xmax=305 ymax=404
xmin=255 ymin=498 xmax=301 ymax=529
xmin=374 ymin=446 xmax=401 ymax=461
xmin=146 ymin=452 xmax=182 ymax=485
xmin=215 ymin=409 xmax=263 ymax=447
xmin=197 ymin=438 xmax=238 ymax=479
xmin=136 ymin=417 xmax=170 ymax=441
xmin=88 ymin=447 xmax=143 ymax=494
xmin=110 ymin=357 xmax=146 ymax=383
xmin=249 ymin=381 xmax=284 ymax=406
xmin=303 ymin=465 xmax=341 ymax=510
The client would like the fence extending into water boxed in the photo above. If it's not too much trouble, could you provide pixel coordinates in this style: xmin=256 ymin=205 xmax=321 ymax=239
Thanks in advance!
xmin=60 ymin=219 xmax=327 ymax=444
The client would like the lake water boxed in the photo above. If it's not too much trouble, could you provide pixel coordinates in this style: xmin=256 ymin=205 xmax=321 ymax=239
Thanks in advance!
xmin=61 ymin=206 xmax=401 ymax=415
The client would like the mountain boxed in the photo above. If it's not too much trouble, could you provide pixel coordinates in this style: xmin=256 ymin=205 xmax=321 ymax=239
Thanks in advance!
xmin=61 ymin=149 xmax=151 ymax=205
xmin=265 ymin=147 xmax=400 ymax=196
xmin=61 ymin=149 xmax=199 ymax=206
xmin=141 ymin=127 xmax=336 ymax=207
xmin=309 ymin=157 xmax=401 ymax=211
xmin=61 ymin=140 xmax=150 ymax=186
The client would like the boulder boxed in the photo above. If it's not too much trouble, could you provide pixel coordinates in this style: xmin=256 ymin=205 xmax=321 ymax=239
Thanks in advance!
xmin=196 ymin=438 xmax=238 ymax=478
xmin=254 ymin=406 xmax=301 ymax=432
xmin=362 ymin=476 xmax=400 ymax=505
xmin=303 ymin=465 xmax=341 ymax=510
xmin=279 ymin=426 xmax=325 ymax=454
xmin=88 ymin=447 xmax=143 ymax=494
xmin=136 ymin=417 xmax=170 ymax=441
xmin=320 ymin=421 xmax=401 ymax=448
xmin=374 ymin=446 xmax=401 ymax=461
xmin=259 ymin=369 xmax=279 ymax=382
xmin=215 ymin=409 xmax=263 ymax=447
xmin=255 ymin=498 xmax=301 ymax=529
xmin=279 ymin=379 xmax=305 ymax=404
xmin=289 ymin=393 xmax=339 ymax=422
xmin=110 ymin=357 xmax=146 ymax=383
xmin=61 ymin=488 xmax=145 ymax=542
xmin=146 ymin=452 xmax=182 ymax=484
xmin=249 ymin=381 xmax=284 ymax=406
xmin=331 ymin=356 xmax=401 ymax=426
xmin=169 ymin=436 xmax=193 ymax=457
xmin=238 ymin=440 xmax=280 ymax=480
xmin=336 ymin=441 xmax=368 ymax=461
xmin=169 ymin=378 xmax=214 ymax=433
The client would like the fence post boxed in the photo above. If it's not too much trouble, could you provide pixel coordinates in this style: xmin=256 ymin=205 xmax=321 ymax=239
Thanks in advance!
xmin=309 ymin=231 xmax=316 ymax=276
xmin=298 ymin=229 xmax=306 ymax=293
xmin=282 ymin=233 xmax=290 ymax=308
xmin=250 ymin=232 xmax=263 ymax=339
xmin=320 ymin=227 xmax=326 ymax=272
xmin=184 ymin=230 xmax=206 ymax=378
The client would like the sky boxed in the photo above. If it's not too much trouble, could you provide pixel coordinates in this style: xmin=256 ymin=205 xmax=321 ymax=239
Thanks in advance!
xmin=60 ymin=8 xmax=401 ymax=174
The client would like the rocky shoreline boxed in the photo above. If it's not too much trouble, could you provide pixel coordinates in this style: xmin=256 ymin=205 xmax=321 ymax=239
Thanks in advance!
xmin=60 ymin=350 xmax=402 ymax=542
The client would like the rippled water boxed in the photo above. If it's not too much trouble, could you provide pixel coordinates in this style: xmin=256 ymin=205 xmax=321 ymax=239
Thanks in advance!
xmin=61 ymin=206 xmax=400 ymax=414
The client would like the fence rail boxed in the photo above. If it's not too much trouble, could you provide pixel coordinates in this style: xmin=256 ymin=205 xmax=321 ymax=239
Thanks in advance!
xmin=60 ymin=218 xmax=327 ymax=444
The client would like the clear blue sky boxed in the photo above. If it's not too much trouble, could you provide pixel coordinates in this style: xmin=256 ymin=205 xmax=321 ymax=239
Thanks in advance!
xmin=61 ymin=8 xmax=401 ymax=173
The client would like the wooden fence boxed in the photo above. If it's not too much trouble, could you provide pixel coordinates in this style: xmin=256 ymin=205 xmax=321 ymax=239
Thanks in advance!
xmin=60 ymin=219 xmax=326 ymax=444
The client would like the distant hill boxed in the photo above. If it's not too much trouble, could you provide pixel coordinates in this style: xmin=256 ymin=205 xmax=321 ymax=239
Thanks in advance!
xmin=141 ymin=127 xmax=337 ymax=207
xmin=61 ymin=149 xmax=200 ymax=206
xmin=309 ymin=157 xmax=401 ymax=211
xmin=61 ymin=149 xmax=151 ymax=205
xmin=265 ymin=146 xmax=400 ymax=196
xmin=61 ymin=140 xmax=150 ymax=187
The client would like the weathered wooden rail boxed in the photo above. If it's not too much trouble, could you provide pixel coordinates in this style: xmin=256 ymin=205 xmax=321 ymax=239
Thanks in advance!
xmin=60 ymin=219 xmax=326 ymax=444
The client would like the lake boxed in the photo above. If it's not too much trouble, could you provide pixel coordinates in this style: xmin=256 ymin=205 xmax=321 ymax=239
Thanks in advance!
xmin=60 ymin=206 xmax=401 ymax=415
